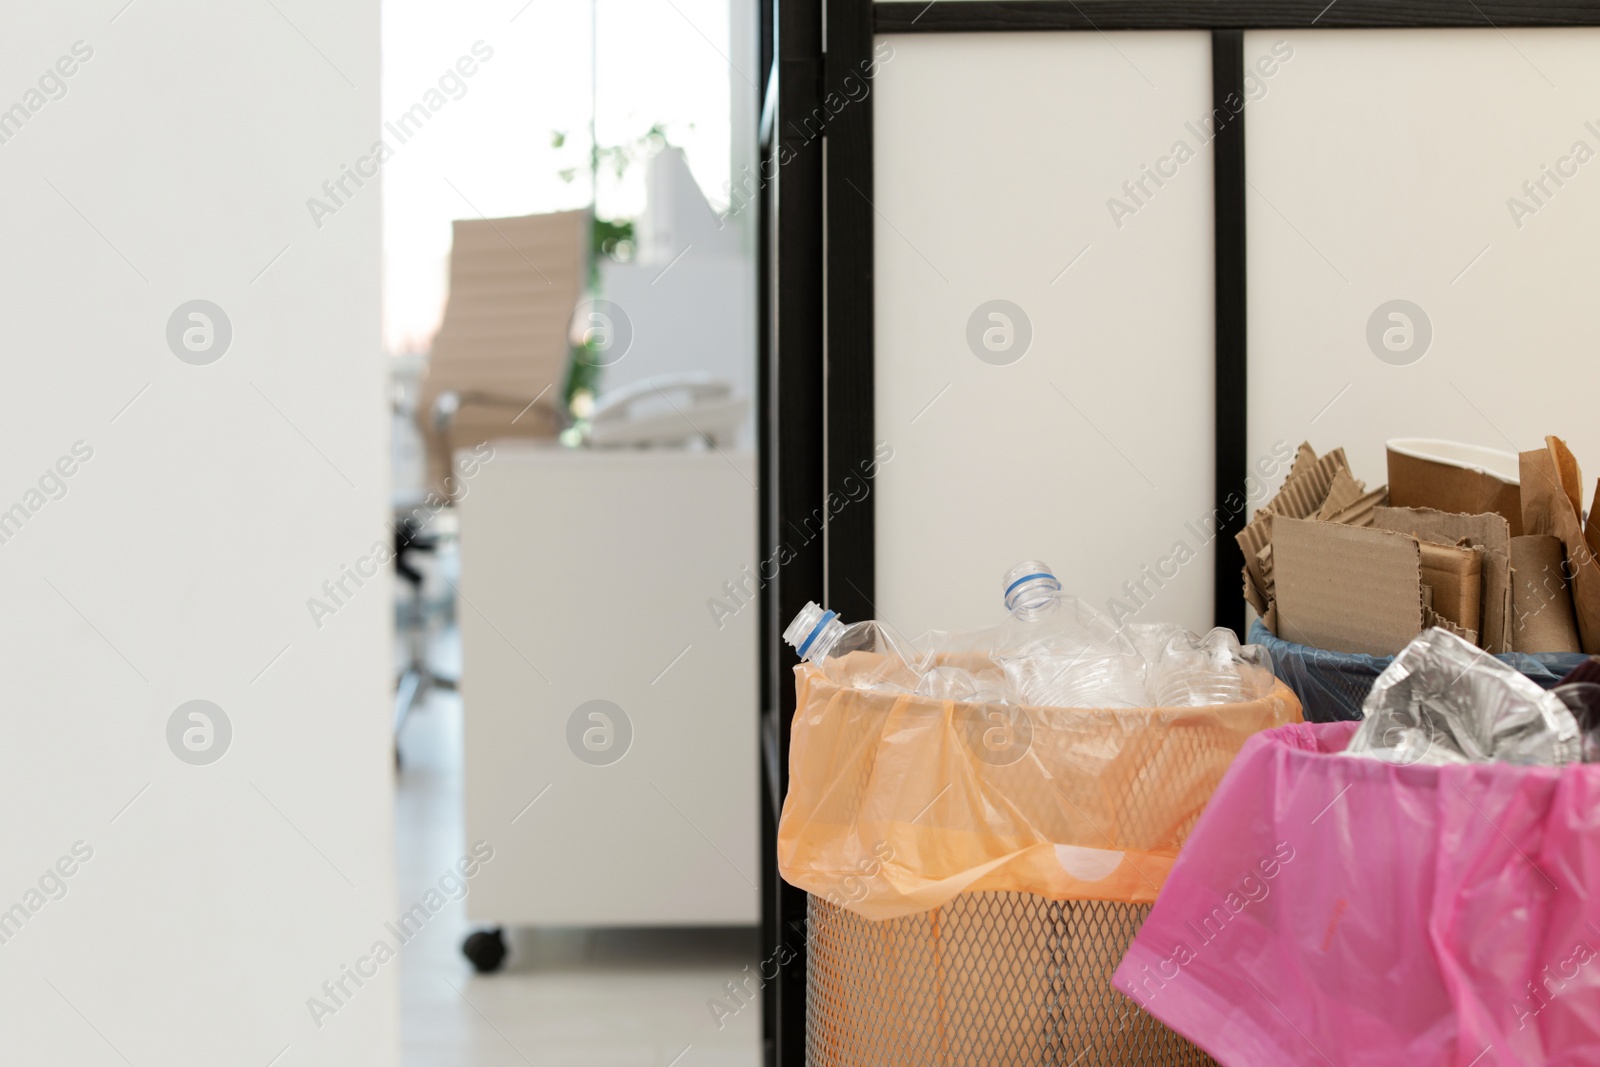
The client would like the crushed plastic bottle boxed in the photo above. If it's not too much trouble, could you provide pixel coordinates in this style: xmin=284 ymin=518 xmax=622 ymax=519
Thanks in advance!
xmin=994 ymin=561 xmax=1147 ymax=708
xmin=1148 ymin=627 xmax=1275 ymax=708
xmin=1123 ymin=621 xmax=1188 ymax=669
xmin=913 ymin=665 xmax=982 ymax=701
xmin=783 ymin=569 xmax=1278 ymax=711
xmin=782 ymin=602 xmax=921 ymax=692
xmin=907 ymin=625 xmax=1016 ymax=703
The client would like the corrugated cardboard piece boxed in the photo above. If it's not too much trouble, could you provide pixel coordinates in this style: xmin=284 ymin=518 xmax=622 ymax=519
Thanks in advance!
xmin=1510 ymin=534 xmax=1582 ymax=653
xmin=1416 ymin=541 xmax=1481 ymax=635
xmin=1324 ymin=485 xmax=1388 ymax=527
xmin=1521 ymin=437 xmax=1600 ymax=654
xmin=1275 ymin=448 xmax=1350 ymax=522
xmin=1273 ymin=518 xmax=1423 ymax=657
xmin=1316 ymin=468 xmax=1366 ymax=521
xmin=1251 ymin=438 xmax=1596 ymax=657
xmin=1372 ymin=506 xmax=1510 ymax=654
xmin=1237 ymin=444 xmax=1389 ymax=630
xmin=1237 ymin=446 xmax=1364 ymax=615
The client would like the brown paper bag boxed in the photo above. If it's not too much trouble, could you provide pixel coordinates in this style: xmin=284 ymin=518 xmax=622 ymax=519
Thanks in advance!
xmin=1510 ymin=534 xmax=1582 ymax=653
xmin=1521 ymin=438 xmax=1600 ymax=653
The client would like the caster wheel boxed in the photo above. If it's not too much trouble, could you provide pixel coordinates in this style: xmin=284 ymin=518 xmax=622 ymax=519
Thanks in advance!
xmin=462 ymin=927 xmax=507 ymax=973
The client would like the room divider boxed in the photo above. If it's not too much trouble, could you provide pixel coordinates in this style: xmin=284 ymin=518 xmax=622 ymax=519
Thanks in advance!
xmin=756 ymin=4 xmax=1600 ymax=1061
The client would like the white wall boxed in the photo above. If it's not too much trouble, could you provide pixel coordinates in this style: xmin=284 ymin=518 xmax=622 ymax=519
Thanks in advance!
xmin=1246 ymin=27 xmax=1600 ymax=505
xmin=0 ymin=3 xmax=395 ymax=1065
xmin=872 ymin=31 xmax=1218 ymax=636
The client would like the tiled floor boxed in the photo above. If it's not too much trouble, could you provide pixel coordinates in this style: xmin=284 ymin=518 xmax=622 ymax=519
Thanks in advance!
xmin=394 ymin=632 xmax=764 ymax=1067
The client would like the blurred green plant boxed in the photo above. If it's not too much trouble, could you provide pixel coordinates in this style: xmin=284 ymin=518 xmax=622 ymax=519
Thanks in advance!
xmin=554 ymin=124 xmax=672 ymax=417
xmin=562 ymin=218 xmax=638 ymax=412
xmin=552 ymin=124 xmax=670 ymax=189
xmin=591 ymin=218 xmax=634 ymax=277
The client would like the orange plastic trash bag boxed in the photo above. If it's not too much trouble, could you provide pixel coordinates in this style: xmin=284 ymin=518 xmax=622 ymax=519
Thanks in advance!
xmin=778 ymin=654 xmax=1302 ymax=920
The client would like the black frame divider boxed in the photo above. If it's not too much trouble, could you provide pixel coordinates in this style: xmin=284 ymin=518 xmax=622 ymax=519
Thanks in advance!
xmin=1212 ymin=28 xmax=1248 ymax=631
xmin=755 ymin=2 xmax=777 ymax=1059
xmin=756 ymin=4 xmax=1600 ymax=1064
xmin=761 ymin=0 xmax=826 ymax=1063
xmin=824 ymin=0 xmax=878 ymax=626
xmin=875 ymin=0 xmax=1600 ymax=32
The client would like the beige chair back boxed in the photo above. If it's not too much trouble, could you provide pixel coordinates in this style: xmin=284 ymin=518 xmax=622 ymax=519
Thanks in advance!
xmin=421 ymin=208 xmax=588 ymax=494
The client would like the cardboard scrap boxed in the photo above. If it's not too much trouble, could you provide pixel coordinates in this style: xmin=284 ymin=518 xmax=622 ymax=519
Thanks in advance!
xmin=1423 ymin=606 xmax=1477 ymax=647
xmin=1236 ymin=443 xmax=1351 ymax=612
xmin=1372 ymin=506 xmax=1510 ymax=654
xmin=1416 ymin=541 xmax=1482 ymax=635
xmin=1243 ymin=440 xmax=1543 ymax=659
xmin=1510 ymin=534 xmax=1581 ymax=654
xmin=1243 ymin=549 xmax=1273 ymax=616
xmin=1323 ymin=485 xmax=1388 ymax=528
xmin=1316 ymin=468 xmax=1367 ymax=521
xmin=1272 ymin=448 xmax=1350 ymax=522
xmin=1588 ymin=476 xmax=1600 ymax=571
xmin=1243 ymin=568 xmax=1269 ymax=617
xmin=1521 ymin=437 xmax=1600 ymax=654
xmin=1273 ymin=517 xmax=1425 ymax=657
xmin=1287 ymin=442 xmax=1317 ymax=482
xmin=1236 ymin=521 xmax=1280 ymax=600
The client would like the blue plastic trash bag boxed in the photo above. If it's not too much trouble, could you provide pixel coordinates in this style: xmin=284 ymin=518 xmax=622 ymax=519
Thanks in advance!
xmin=1247 ymin=620 xmax=1587 ymax=722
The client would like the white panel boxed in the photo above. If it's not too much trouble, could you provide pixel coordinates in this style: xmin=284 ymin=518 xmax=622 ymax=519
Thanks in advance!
xmin=874 ymin=31 xmax=1218 ymax=636
xmin=0 ymin=3 xmax=393 ymax=1065
xmin=1247 ymin=28 xmax=1600 ymax=502
xmin=460 ymin=446 xmax=758 ymax=926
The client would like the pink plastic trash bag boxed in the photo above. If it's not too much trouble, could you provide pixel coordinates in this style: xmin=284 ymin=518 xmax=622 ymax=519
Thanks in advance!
xmin=1113 ymin=719 xmax=1600 ymax=1067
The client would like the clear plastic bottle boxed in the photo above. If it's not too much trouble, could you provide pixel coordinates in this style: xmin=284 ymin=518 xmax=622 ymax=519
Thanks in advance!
xmin=914 ymin=664 xmax=982 ymax=701
xmin=783 ymin=602 xmax=920 ymax=691
xmin=1148 ymin=626 xmax=1274 ymax=707
xmin=995 ymin=561 xmax=1147 ymax=708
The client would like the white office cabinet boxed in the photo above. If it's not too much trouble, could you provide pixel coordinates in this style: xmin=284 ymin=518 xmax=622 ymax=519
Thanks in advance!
xmin=872 ymin=31 xmax=1218 ymax=636
xmin=458 ymin=445 xmax=758 ymax=926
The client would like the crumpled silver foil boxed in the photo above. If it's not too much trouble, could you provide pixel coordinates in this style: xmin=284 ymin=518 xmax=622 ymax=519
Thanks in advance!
xmin=1346 ymin=628 xmax=1581 ymax=766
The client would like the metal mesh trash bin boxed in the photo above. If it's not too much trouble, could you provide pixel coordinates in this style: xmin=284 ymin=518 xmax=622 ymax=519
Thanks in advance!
xmin=807 ymin=892 xmax=1216 ymax=1066
xmin=779 ymin=654 xmax=1302 ymax=1066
